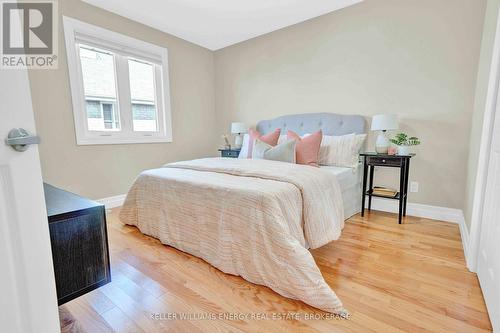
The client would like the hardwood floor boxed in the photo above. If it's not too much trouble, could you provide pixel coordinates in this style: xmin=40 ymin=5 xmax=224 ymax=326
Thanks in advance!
xmin=64 ymin=208 xmax=492 ymax=332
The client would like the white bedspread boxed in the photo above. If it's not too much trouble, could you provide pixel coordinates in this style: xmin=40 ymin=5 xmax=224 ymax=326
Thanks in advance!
xmin=120 ymin=157 xmax=346 ymax=313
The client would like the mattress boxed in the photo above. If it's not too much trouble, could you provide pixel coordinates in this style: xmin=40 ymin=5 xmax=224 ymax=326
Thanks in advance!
xmin=320 ymin=164 xmax=362 ymax=219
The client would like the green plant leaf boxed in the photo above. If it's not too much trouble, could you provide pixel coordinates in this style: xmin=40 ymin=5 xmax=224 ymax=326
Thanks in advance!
xmin=391 ymin=132 xmax=409 ymax=145
xmin=389 ymin=139 xmax=399 ymax=145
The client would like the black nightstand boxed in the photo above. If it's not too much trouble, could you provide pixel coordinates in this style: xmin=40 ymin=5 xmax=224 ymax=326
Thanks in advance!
xmin=218 ymin=148 xmax=241 ymax=158
xmin=360 ymin=152 xmax=415 ymax=224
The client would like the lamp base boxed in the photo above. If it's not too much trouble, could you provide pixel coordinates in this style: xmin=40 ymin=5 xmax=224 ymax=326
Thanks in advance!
xmin=234 ymin=134 xmax=243 ymax=148
xmin=375 ymin=131 xmax=389 ymax=154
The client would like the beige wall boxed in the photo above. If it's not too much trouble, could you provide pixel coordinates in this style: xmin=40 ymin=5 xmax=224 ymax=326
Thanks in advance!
xmin=29 ymin=0 xmax=217 ymax=199
xmin=214 ymin=0 xmax=486 ymax=209
xmin=30 ymin=0 xmax=487 ymax=212
xmin=464 ymin=0 xmax=500 ymax=229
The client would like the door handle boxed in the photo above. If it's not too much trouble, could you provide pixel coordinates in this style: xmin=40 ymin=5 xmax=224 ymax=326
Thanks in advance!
xmin=5 ymin=128 xmax=40 ymax=152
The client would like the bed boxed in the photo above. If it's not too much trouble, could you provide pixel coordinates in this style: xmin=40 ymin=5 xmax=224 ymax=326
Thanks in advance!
xmin=320 ymin=164 xmax=362 ymax=219
xmin=256 ymin=113 xmax=365 ymax=219
xmin=120 ymin=113 xmax=366 ymax=314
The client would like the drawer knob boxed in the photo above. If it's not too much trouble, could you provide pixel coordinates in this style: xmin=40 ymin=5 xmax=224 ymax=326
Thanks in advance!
xmin=382 ymin=159 xmax=386 ymax=163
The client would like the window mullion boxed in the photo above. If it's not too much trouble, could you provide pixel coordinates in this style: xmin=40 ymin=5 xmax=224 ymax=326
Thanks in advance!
xmin=154 ymin=65 xmax=165 ymax=135
xmin=115 ymin=54 xmax=133 ymax=135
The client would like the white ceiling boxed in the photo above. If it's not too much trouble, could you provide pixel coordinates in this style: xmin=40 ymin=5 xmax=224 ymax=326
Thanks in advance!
xmin=82 ymin=0 xmax=363 ymax=50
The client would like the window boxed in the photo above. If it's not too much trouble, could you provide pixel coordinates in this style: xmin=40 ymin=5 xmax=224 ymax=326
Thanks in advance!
xmin=63 ymin=17 xmax=172 ymax=145
xmin=80 ymin=45 xmax=120 ymax=131
xmin=128 ymin=58 xmax=158 ymax=132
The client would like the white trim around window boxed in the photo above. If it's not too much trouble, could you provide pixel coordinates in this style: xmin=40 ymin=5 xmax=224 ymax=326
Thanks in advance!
xmin=63 ymin=16 xmax=173 ymax=145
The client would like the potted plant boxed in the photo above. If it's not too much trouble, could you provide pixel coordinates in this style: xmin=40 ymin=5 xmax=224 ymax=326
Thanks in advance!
xmin=389 ymin=133 xmax=420 ymax=155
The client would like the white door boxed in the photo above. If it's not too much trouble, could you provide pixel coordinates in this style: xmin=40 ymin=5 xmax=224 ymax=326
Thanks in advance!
xmin=0 ymin=64 xmax=60 ymax=331
xmin=477 ymin=87 xmax=500 ymax=331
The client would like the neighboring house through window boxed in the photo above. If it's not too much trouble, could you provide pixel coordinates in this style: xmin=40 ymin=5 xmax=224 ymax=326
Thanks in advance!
xmin=64 ymin=17 xmax=172 ymax=145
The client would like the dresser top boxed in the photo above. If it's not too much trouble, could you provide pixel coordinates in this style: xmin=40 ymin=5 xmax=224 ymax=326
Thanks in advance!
xmin=44 ymin=183 xmax=102 ymax=219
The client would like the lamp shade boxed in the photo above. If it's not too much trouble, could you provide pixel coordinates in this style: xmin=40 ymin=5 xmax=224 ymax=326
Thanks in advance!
xmin=231 ymin=122 xmax=247 ymax=134
xmin=371 ymin=114 xmax=398 ymax=131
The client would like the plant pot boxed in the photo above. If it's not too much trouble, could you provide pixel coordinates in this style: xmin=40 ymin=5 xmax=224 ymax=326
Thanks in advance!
xmin=397 ymin=145 xmax=411 ymax=156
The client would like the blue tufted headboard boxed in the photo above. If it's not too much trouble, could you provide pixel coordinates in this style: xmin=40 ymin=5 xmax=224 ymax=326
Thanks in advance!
xmin=256 ymin=113 xmax=366 ymax=136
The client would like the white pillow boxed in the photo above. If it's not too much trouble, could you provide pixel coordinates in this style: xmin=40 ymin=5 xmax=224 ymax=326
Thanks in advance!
xmin=277 ymin=134 xmax=288 ymax=145
xmin=238 ymin=134 xmax=250 ymax=158
xmin=318 ymin=133 xmax=367 ymax=168
xmin=354 ymin=134 xmax=367 ymax=153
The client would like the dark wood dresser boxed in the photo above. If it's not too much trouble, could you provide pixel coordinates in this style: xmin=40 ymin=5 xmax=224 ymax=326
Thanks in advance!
xmin=44 ymin=183 xmax=111 ymax=305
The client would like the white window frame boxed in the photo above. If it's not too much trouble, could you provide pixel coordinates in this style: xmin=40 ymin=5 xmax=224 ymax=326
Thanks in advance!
xmin=63 ymin=17 xmax=172 ymax=145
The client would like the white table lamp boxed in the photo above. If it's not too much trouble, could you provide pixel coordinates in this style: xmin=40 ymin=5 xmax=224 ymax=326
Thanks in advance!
xmin=371 ymin=114 xmax=398 ymax=154
xmin=231 ymin=122 xmax=247 ymax=148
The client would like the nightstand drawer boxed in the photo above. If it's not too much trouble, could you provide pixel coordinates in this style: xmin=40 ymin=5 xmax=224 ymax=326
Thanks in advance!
xmin=220 ymin=150 xmax=240 ymax=158
xmin=366 ymin=156 xmax=401 ymax=167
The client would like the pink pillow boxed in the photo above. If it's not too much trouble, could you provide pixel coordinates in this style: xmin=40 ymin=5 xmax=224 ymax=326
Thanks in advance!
xmin=247 ymin=128 xmax=281 ymax=158
xmin=287 ymin=130 xmax=322 ymax=167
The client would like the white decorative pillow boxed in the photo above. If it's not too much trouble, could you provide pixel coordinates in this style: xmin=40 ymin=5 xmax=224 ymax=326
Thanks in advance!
xmin=318 ymin=133 xmax=367 ymax=168
xmin=252 ymin=138 xmax=296 ymax=164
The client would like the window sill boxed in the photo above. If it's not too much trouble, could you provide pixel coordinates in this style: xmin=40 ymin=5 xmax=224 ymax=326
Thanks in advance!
xmin=76 ymin=136 xmax=172 ymax=145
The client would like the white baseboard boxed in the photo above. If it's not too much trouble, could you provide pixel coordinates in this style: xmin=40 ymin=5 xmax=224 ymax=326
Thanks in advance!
xmin=458 ymin=215 xmax=470 ymax=268
xmin=370 ymin=197 xmax=463 ymax=223
xmin=370 ymin=197 xmax=470 ymax=265
xmin=97 ymin=194 xmax=126 ymax=209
